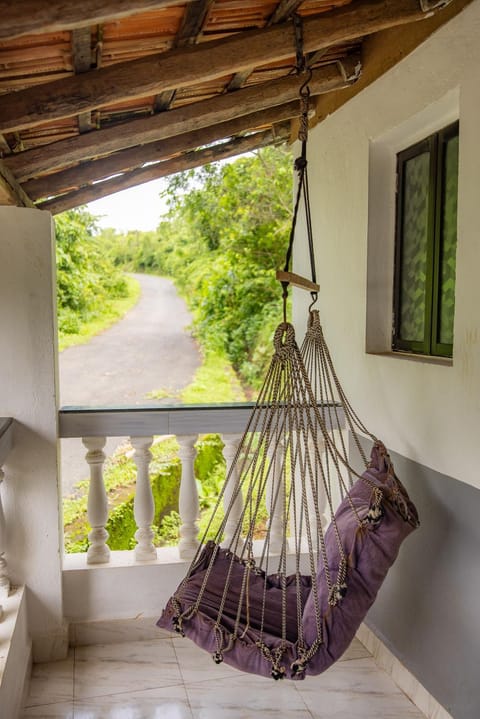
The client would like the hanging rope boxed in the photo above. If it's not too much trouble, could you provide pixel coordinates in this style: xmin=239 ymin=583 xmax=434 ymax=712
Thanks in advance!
xmin=157 ymin=15 xmax=419 ymax=681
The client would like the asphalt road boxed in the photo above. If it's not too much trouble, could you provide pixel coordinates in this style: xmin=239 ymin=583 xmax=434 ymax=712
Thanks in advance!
xmin=59 ymin=274 xmax=201 ymax=494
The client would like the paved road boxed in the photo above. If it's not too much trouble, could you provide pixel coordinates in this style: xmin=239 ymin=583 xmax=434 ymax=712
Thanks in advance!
xmin=59 ymin=274 xmax=201 ymax=494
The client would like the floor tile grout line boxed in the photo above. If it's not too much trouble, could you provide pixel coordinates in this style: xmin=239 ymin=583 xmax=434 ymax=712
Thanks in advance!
xmin=171 ymin=637 xmax=195 ymax=718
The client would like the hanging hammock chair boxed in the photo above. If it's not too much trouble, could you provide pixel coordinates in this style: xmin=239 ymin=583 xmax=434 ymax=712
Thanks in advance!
xmin=158 ymin=20 xmax=419 ymax=680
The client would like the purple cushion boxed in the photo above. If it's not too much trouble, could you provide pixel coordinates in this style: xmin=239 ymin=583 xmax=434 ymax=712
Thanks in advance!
xmin=158 ymin=445 xmax=418 ymax=680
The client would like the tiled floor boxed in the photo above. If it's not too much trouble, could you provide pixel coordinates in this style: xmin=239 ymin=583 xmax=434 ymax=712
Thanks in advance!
xmin=23 ymin=637 xmax=426 ymax=718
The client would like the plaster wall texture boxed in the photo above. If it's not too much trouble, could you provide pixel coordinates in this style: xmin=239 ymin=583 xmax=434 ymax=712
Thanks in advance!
xmin=0 ymin=206 xmax=66 ymax=660
xmin=293 ymin=1 xmax=480 ymax=491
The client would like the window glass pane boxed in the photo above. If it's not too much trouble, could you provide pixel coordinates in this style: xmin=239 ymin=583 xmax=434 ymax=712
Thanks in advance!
xmin=438 ymin=133 xmax=458 ymax=346
xmin=399 ymin=151 xmax=430 ymax=343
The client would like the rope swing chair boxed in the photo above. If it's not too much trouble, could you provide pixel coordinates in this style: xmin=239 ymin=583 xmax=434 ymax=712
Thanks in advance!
xmin=158 ymin=19 xmax=419 ymax=680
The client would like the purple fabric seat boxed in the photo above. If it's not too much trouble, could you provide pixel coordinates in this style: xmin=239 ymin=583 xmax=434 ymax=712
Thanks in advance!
xmin=158 ymin=445 xmax=419 ymax=680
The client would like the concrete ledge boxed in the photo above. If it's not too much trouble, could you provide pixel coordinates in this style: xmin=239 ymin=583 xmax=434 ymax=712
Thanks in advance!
xmin=0 ymin=586 xmax=32 ymax=719
xmin=357 ymin=623 xmax=453 ymax=719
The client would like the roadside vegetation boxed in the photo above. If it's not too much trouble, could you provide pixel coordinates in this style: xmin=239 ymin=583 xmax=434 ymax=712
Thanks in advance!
xmin=101 ymin=145 xmax=293 ymax=390
xmin=55 ymin=208 xmax=140 ymax=351
xmin=60 ymin=146 xmax=293 ymax=553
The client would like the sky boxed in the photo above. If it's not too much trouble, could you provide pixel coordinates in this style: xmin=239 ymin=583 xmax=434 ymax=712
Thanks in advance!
xmin=86 ymin=178 xmax=169 ymax=232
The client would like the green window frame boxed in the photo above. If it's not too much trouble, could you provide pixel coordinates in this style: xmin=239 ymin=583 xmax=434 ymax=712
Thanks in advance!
xmin=393 ymin=121 xmax=459 ymax=358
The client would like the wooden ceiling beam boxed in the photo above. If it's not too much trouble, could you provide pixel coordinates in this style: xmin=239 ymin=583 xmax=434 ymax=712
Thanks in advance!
xmin=37 ymin=125 xmax=290 ymax=215
xmin=268 ymin=0 xmax=305 ymax=26
xmin=0 ymin=0 xmax=452 ymax=134
xmin=23 ymin=100 xmax=309 ymax=201
xmin=7 ymin=59 xmax=360 ymax=182
xmin=0 ymin=161 xmax=35 ymax=208
xmin=154 ymin=0 xmax=214 ymax=112
xmin=0 ymin=0 xmax=189 ymax=40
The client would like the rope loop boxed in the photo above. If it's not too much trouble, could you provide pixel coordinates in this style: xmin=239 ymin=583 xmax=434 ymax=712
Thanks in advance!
xmin=273 ymin=322 xmax=296 ymax=353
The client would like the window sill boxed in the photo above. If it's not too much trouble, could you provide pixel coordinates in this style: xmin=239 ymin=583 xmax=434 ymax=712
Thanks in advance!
xmin=367 ymin=350 xmax=453 ymax=367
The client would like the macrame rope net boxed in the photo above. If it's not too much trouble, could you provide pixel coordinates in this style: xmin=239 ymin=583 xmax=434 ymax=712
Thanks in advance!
xmin=157 ymin=18 xmax=419 ymax=680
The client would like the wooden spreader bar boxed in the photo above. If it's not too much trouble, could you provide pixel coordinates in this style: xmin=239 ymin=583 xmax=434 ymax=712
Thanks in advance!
xmin=276 ymin=270 xmax=320 ymax=293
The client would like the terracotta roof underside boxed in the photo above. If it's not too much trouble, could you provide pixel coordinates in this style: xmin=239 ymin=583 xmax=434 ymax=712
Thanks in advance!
xmin=0 ymin=0 xmax=462 ymax=213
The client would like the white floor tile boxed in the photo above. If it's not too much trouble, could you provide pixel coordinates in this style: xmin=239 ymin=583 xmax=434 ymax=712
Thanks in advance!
xmin=73 ymin=684 xmax=193 ymax=719
xmin=24 ymin=651 xmax=74 ymax=708
xmin=296 ymin=658 xmax=425 ymax=719
xmin=185 ymin=673 xmax=313 ymax=719
xmin=22 ymin=637 xmax=427 ymax=719
xmin=338 ymin=638 xmax=371 ymax=662
xmin=172 ymin=636 xmax=241 ymax=684
xmin=74 ymin=639 xmax=183 ymax=700
xmin=23 ymin=702 xmax=74 ymax=718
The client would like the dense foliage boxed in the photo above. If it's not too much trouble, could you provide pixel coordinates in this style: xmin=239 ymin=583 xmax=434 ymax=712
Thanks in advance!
xmin=56 ymin=208 xmax=129 ymax=335
xmin=103 ymin=146 xmax=293 ymax=388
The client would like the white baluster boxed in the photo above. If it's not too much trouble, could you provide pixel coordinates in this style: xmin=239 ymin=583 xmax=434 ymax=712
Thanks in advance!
xmin=177 ymin=435 xmax=199 ymax=560
xmin=221 ymin=434 xmax=244 ymax=550
xmin=0 ymin=467 xmax=10 ymax=607
xmin=131 ymin=436 xmax=157 ymax=561
xmin=83 ymin=437 xmax=110 ymax=565
xmin=266 ymin=440 xmax=286 ymax=555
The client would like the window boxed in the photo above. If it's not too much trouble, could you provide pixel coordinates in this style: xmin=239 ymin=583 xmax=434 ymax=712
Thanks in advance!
xmin=393 ymin=121 xmax=459 ymax=358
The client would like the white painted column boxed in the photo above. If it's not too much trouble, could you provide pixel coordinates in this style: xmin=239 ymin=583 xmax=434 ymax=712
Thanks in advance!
xmin=266 ymin=440 xmax=286 ymax=555
xmin=83 ymin=436 xmax=110 ymax=565
xmin=221 ymin=434 xmax=243 ymax=549
xmin=0 ymin=468 xmax=10 ymax=620
xmin=131 ymin=436 xmax=157 ymax=561
xmin=306 ymin=437 xmax=329 ymax=542
xmin=289 ymin=435 xmax=328 ymax=554
xmin=177 ymin=435 xmax=199 ymax=560
xmin=0 ymin=207 xmax=66 ymax=661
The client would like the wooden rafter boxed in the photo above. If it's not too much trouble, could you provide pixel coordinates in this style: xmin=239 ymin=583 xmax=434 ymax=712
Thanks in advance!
xmin=0 ymin=161 xmax=35 ymax=208
xmin=154 ymin=0 xmax=215 ymax=112
xmin=228 ymin=0 xmax=304 ymax=90
xmin=72 ymin=27 xmax=93 ymax=134
xmin=0 ymin=0 xmax=450 ymax=134
xmin=23 ymin=100 xmax=310 ymax=201
xmin=0 ymin=0 xmax=187 ymax=40
xmin=6 ymin=58 xmax=360 ymax=182
xmin=37 ymin=125 xmax=290 ymax=215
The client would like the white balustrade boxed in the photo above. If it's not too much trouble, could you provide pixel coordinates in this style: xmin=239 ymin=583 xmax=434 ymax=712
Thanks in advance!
xmin=266 ymin=440 xmax=286 ymax=555
xmin=177 ymin=435 xmax=199 ymax=560
xmin=221 ymin=434 xmax=244 ymax=550
xmin=83 ymin=436 xmax=111 ymax=564
xmin=131 ymin=436 xmax=157 ymax=561
xmin=0 ymin=468 xmax=10 ymax=617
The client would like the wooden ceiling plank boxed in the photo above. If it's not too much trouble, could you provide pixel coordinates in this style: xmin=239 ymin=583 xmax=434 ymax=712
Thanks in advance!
xmin=7 ymin=59 xmax=360 ymax=181
xmin=24 ymin=100 xmax=309 ymax=200
xmin=37 ymin=125 xmax=291 ymax=214
xmin=154 ymin=0 xmax=215 ymax=113
xmin=0 ymin=0 xmax=452 ymax=134
xmin=0 ymin=160 xmax=35 ymax=207
xmin=227 ymin=0 xmax=304 ymax=91
xmin=0 ymin=0 xmax=190 ymax=40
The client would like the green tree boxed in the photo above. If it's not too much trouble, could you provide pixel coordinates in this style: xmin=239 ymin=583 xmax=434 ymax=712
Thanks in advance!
xmin=56 ymin=208 xmax=129 ymax=335
xmin=102 ymin=145 xmax=293 ymax=388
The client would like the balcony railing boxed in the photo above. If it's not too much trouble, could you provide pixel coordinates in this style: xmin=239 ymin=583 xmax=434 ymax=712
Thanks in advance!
xmin=0 ymin=417 xmax=14 ymax=619
xmin=59 ymin=404 xmax=346 ymax=568
xmin=59 ymin=405 xmax=258 ymax=564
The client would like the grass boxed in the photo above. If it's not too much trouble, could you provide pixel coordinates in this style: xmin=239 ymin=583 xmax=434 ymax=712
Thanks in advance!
xmin=58 ymin=275 xmax=141 ymax=352
xmin=146 ymin=348 xmax=247 ymax=404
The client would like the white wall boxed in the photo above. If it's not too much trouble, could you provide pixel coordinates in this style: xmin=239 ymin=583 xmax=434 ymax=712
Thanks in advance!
xmin=0 ymin=207 xmax=67 ymax=661
xmin=294 ymin=1 xmax=480 ymax=491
